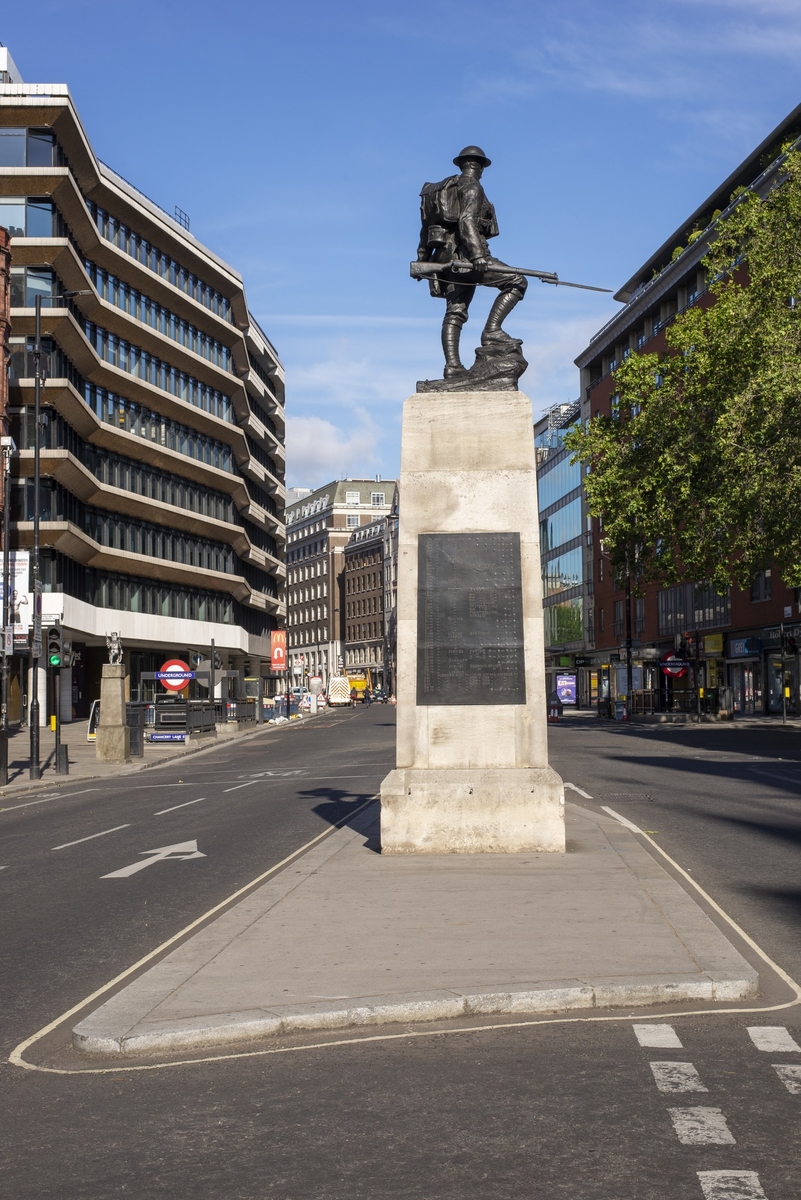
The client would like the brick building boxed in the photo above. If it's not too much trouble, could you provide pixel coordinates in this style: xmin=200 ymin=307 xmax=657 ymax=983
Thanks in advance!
xmin=285 ymin=479 xmax=394 ymax=688
xmin=343 ymin=516 xmax=386 ymax=688
xmin=573 ymin=100 xmax=801 ymax=716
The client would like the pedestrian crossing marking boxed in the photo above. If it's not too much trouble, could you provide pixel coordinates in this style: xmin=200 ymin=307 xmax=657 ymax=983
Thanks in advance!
xmin=668 ymin=1107 xmax=735 ymax=1145
xmin=649 ymin=1061 xmax=708 ymax=1093
xmin=633 ymin=1023 xmax=682 ymax=1048
xmin=747 ymin=1026 xmax=801 ymax=1052
xmin=697 ymin=1170 xmax=767 ymax=1199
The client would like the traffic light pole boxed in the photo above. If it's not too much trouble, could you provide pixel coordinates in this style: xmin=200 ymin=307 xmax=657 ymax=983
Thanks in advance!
xmin=29 ymin=295 xmax=43 ymax=781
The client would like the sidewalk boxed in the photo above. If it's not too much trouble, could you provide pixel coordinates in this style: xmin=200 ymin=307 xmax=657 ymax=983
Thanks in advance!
xmin=0 ymin=715 xmax=308 ymax=800
xmin=73 ymin=802 xmax=758 ymax=1056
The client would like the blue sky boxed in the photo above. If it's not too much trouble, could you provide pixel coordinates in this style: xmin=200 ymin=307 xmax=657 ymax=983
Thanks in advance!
xmin=4 ymin=1 xmax=801 ymax=486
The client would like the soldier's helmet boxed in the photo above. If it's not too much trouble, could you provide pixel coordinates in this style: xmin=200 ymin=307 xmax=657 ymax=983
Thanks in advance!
xmin=453 ymin=145 xmax=491 ymax=168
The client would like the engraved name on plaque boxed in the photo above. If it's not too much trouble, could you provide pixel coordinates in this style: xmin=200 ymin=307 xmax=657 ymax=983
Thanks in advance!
xmin=417 ymin=532 xmax=526 ymax=706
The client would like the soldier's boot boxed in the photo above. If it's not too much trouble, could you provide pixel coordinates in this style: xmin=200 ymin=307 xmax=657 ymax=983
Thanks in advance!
xmin=481 ymin=288 xmax=524 ymax=346
xmin=442 ymin=319 xmax=468 ymax=378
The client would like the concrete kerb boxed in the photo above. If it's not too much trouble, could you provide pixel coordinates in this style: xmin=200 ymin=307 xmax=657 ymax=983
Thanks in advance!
xmin=0 ymin=712 xmax=324 ymax=802
xmin=71 ymin=804 xmax=759 ymax=1057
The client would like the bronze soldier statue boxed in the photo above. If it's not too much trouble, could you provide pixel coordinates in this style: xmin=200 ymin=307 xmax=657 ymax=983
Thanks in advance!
xmin=412 ymin=147 xmax=610 ymax=391
xmin=415 ymin=146 xmax=528 ymax=381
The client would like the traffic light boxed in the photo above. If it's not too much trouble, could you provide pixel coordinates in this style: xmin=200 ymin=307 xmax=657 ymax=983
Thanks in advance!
xmin=46 ymin=625 xmax=63 ymax=670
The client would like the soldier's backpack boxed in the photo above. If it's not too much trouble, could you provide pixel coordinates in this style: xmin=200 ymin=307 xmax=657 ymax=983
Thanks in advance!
xmin=419 ymin=176 xmax=461 ymax=228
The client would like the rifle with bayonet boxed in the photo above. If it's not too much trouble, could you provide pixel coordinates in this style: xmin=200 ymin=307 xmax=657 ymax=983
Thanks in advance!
xmin=410 ymin=257 xmax=611 ymax=293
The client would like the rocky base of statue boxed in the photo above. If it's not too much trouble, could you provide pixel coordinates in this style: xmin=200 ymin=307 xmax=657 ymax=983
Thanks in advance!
xmin=416 ymin=336 xmax=527 ymax=393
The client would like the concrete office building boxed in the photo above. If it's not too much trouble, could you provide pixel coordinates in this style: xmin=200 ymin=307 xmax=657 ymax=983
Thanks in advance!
xmin=0 ymin=47 xmax=286 ymax=721
xmin=285 ymin=479 xmax=394 ymax=687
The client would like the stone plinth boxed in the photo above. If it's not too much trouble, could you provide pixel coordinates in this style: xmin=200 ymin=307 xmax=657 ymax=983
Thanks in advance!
xmin=380 ymin=390 xmax=565 ymax=854
xmin=96 ymin=663 xmax=130 ymax=763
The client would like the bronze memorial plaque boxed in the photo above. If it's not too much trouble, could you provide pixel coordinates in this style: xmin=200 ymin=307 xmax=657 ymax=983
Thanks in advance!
xmin=417 ymin=532 xmax=526 ymax=705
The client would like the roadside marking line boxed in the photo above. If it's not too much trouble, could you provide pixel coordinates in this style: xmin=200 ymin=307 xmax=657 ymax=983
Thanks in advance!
xmin=564 ymin=781 xmax=593 ymax=799
xmin=601 ymin=805 xmax=642 ymax=832
xmin=599 ymin=808 xmax=801 ymax=1008
xmin=634 ymin=1023 xmax=683 ymax=1048
xmin=0 ymin=788 xmax=100 ymax=813
xmin=155 ymin=798 xmax=205 ymax=816
xmin=649 ymin=1062 xmax=707 ymax=1093
xmin=11 ymin=794 xmax=801 ymax=1076
xmin=773 ymin=1064 xmax=801 ymax=1093
xmin=9 ymin=795 xmax=380 ymax=1072
xmin=52 ymin=825 xmax=131 ymax=851
xmin=698 ymin=1170 xmax=767 ymax=1199
xmin=668 ymin=1106 xmax=735 ymax=1145
xmin=747 ymin=1026 xmax=801 ymax=1052
xmin=223 ymin=781 xmax=258 ymax=792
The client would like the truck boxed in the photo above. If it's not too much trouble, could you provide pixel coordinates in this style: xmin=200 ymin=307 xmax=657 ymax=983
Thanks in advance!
xmin=327 ymin=675 xmax=353 ymax=707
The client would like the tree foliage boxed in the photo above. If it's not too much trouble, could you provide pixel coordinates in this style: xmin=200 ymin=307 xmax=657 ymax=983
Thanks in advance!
xmin=564 ymin=150 xmax=801 ymax=593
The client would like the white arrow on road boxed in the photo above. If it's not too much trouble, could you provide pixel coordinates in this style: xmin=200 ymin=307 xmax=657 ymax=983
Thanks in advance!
xmin=101 ymin=840 xmax=206 ymax=879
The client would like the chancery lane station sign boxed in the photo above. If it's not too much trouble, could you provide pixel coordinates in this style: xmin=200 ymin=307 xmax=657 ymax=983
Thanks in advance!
xmin=417 ymin=533 xmax=526 ymax=705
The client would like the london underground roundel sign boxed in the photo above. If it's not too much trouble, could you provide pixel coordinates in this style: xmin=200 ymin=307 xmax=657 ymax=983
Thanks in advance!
xmin=660 ymin=653 xmax=688 ymax=678
xmin=156 ymin=659 xmax=193 ymax=692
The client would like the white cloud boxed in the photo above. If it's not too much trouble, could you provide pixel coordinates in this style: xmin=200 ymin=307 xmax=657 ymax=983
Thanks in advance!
xmin=286 ymin=413 xmax=380 ymax=489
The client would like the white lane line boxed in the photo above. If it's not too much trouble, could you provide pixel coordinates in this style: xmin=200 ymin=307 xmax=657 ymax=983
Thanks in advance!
xmin=747 ymin=1026 xmax=801 ymax=1052
xmin=601 ymin=805 xmax=642 ymax=833
xmin=155 ymin=798 xmax=205 ymax=816
xmin=634 ymin=1023 xmax=683 ymax=1048
xmin=51 ymin=824 xmax=131 ymax=851
xmin=697 ymin=1171 xmax=768 ymax=1199
xmin=0 ymin=788 xmax=100 ymax=813
xmin=649 ymin=1062 xmax=708 ymax=1093
xmin=773 ymin=1064 xmax=801 ymax=1094
xmin=223 ymin=781 xmax=258 ymax=792
xmin=747 ymin=767 xmax=801 ymax=787
xmin=668 ymin=1107 xmax=735 ymax=1145
xmin=564 ymin=781 xmax=593 ymax=799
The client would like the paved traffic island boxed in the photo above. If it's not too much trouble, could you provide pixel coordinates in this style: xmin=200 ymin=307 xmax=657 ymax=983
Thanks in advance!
xmin=72 ymin=803 xmax=757 ymax=1056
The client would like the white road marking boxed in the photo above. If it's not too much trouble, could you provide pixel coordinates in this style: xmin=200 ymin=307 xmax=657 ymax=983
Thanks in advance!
xmin=747 ymin=1026 xmax=801 ymax=1052
xmin=0 ymin=787 xmax=101 ymax=813
xmin=773 ymin=1064 xmax=801 ymax=1093
xmin=668 ymin=1107 xmax=735 ymax=1145
xmin=243 ymin=770 xmax=306 ymax=778
xmin=223 ymin=781 xmax=258 ymax=792
xmin=155 ymin=798 xmax=205 ymax=815
xmin=601 ymin=805 xmax=642 ymax=832
xmin=101 ymin=840 xmax=206 ymax=879
xmin=634 ymin=1023 xmax=683 ymax=1048
xmin=697 ymin=1170 xmax=768 ymax=1199
xmin=747 ymin=766 xmax=801 ymax=787
xmin=649 ymin=1062 xmax=708 ymax=1092
xmin=564 ymin=782 xmax=593 ymax=799
xmin=51 ymin=824 xmax=131 ymax=851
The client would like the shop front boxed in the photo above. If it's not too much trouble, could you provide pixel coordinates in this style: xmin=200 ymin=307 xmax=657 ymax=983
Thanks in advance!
xmin=727 ymin=636 xmax=762 ymax=715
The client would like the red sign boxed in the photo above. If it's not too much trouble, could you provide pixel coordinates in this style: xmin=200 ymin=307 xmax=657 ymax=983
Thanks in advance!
xmin=270 ymin=630 xmax=287 ymax=672
xmin=158 ymin=659 xmax=192 ymax=691
xmin=660 ymin=653 xmax=688 ymax=678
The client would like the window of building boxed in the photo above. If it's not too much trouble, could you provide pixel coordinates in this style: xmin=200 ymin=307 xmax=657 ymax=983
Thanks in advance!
xmin=345 ymin=491 xmax=360 ymax=505
xmin=635 ymin=596 xmax=645 ymax=634
xmin=9 ymin=267 xmax=55 ymax=307
xmin=538 ymin=455 xmax=582 ymax=511
xmin=371 ymin=492 xmax=385 ymax=506
xmin=0 ymin=196 xmax=55 ymax=239
xmin=0 ymin=128 xmax=58 ymax=168
xmin=347 ymin=514 xmax=360 ymax=528
xmin=751 ymin=569 xmax=772 ymax=603
xmin=539 ymin=496 xmax=582 ymax=553
xmin=613 ymin=599 xmax=624 ymax=637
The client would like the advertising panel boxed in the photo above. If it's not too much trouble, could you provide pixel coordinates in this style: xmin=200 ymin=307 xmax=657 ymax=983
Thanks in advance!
xmin=556 ymin=673 xmax=577 ymax=705
xmin=270 ymin=630 xmax=287 ymax=672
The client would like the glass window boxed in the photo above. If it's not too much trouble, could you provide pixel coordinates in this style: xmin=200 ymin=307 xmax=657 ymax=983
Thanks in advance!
xmin=541 ymin=547 xmax=583 ymax=597
xmin=347 ymin=514 xmax=360 ymax=528
xmin=26 ymin=268 xmax=55 ymax=306
xmin=26 ymin=198 xmax=54 ymax=238
xmin=0 ymin=128 xmax=26 ymax=167
xmin=538 ymin=456 xmax=582 ymax=511
xmin=26 ymin=129 xmax=55 ymax=168
xmin=0 ymin=199 xmax=26 ymax=237
xmin=539 ymin=496 xmax=582 ymax=552
xmin=345 ymin=491 xmax=360 ymax=505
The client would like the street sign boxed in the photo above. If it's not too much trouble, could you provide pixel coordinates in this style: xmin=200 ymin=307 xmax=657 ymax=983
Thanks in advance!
xmin=3 ymin=626 xmax=12 ymax=656
xmin=156 ymin=659 xmax=193 ymax=691
xmin=661 ymin=653 xmax=689 ymax=677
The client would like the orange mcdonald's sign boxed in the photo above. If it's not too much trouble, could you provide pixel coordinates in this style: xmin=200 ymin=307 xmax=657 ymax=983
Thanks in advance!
xmin=270 ymin=630 xmax=287 ymax=672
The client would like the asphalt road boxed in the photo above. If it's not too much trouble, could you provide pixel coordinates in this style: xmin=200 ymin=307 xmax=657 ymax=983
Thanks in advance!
xmin=1 ymin=708 xmax=799 ymax=1199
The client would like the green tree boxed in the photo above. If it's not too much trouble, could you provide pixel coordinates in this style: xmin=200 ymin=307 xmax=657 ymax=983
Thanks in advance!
xmin=565 ymin=149 xmax=801 ymax=593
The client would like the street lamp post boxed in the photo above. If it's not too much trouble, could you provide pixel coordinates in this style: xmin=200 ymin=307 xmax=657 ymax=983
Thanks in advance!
xmin=29 ymin=294 xmax=44 ymax=779
xmin=0 ymin=435 xmax=16 ymax=786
